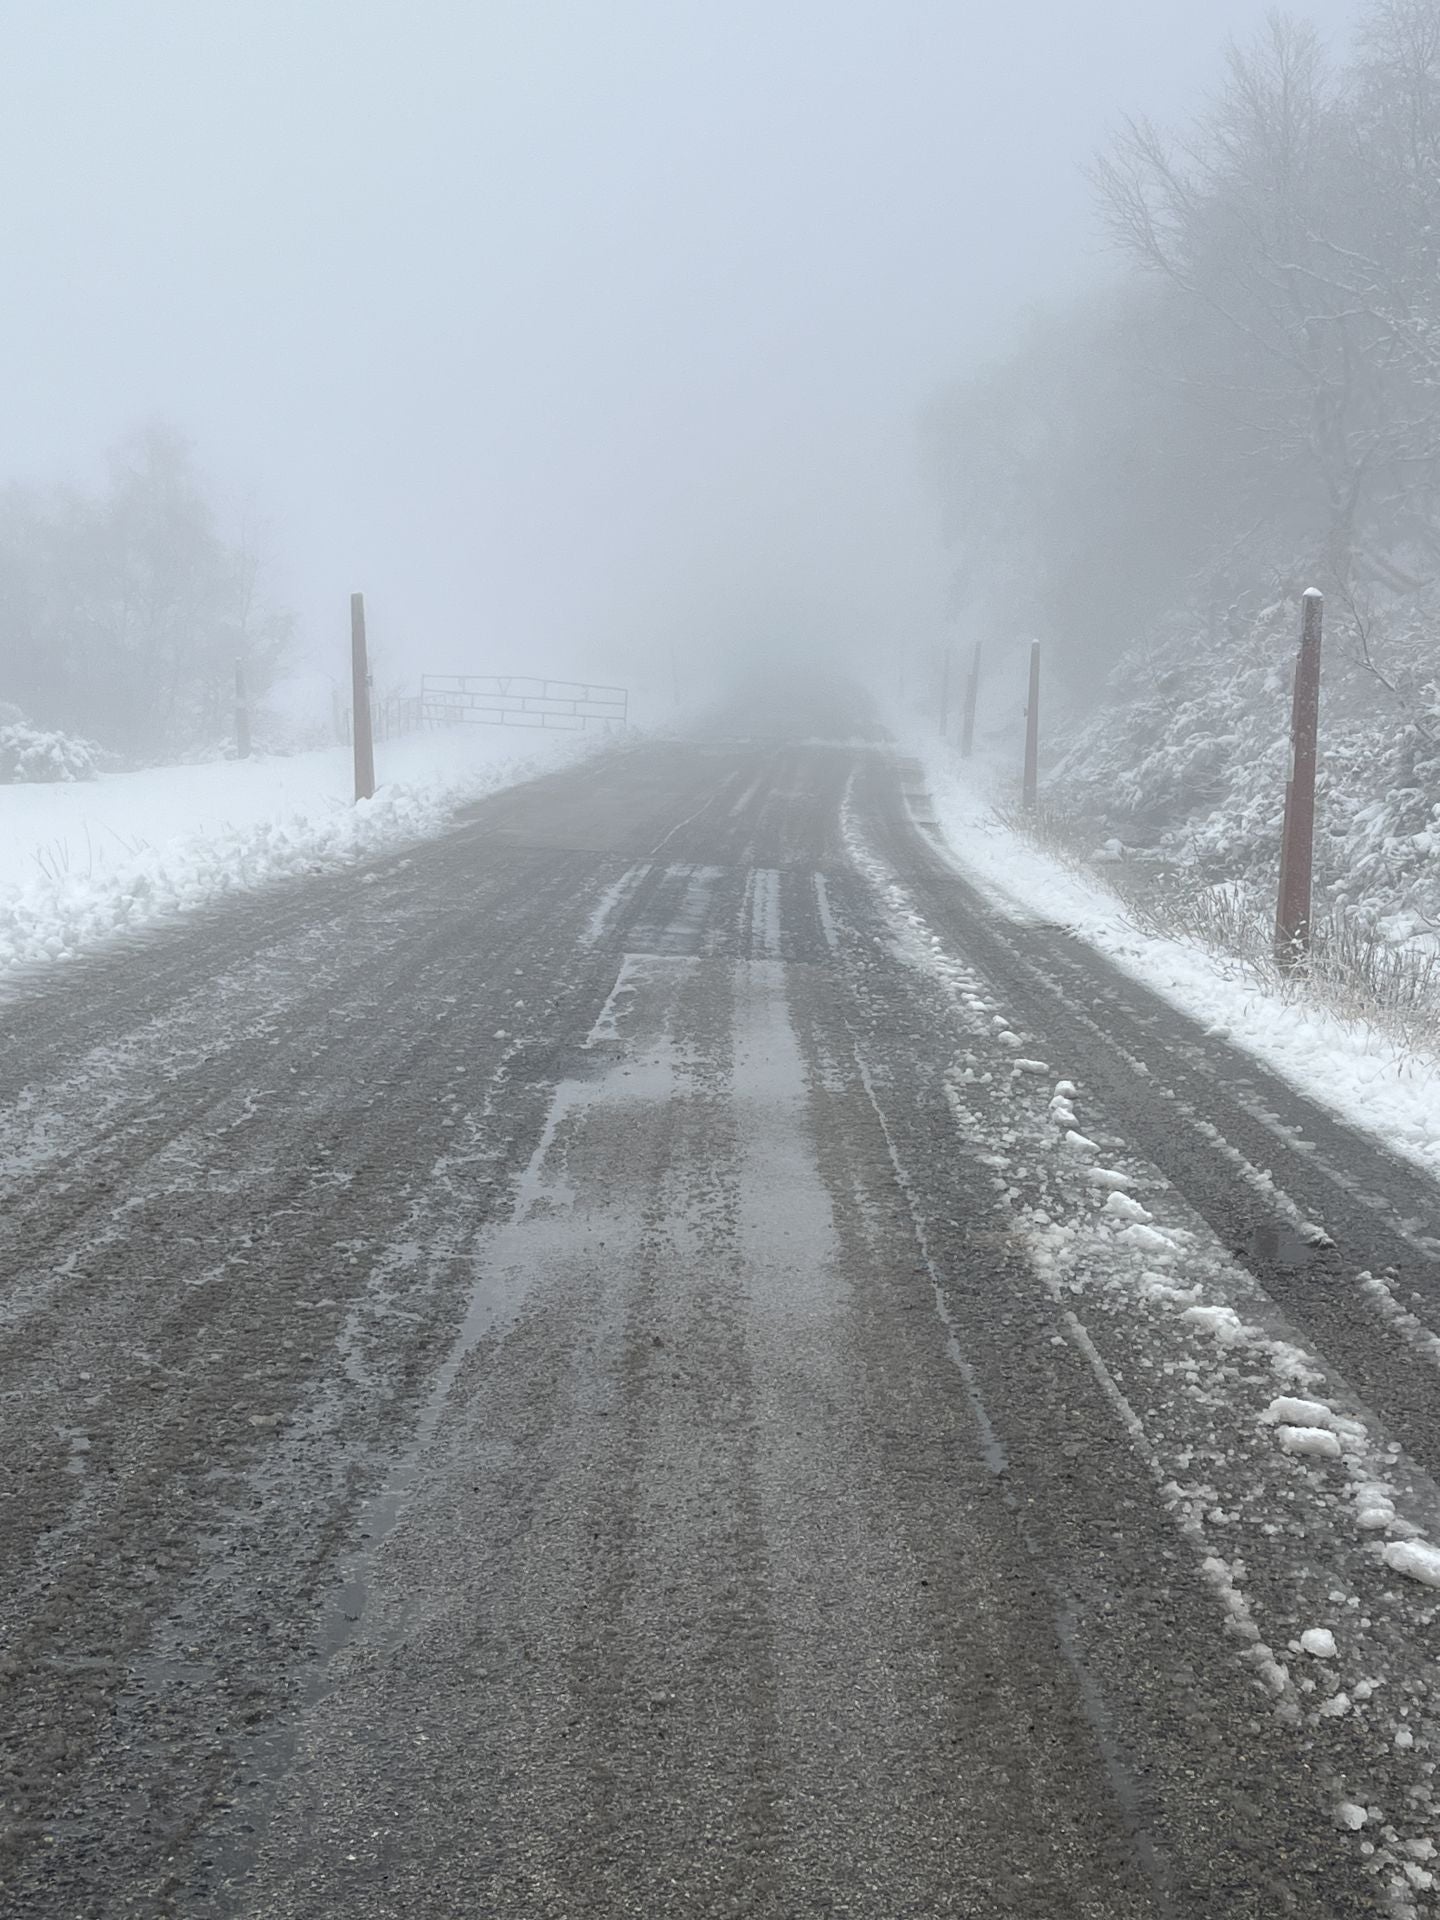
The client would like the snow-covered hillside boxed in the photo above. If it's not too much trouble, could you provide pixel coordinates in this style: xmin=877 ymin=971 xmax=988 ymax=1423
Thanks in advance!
xmin=1047 ymin=597 xmax=1440 ymax=948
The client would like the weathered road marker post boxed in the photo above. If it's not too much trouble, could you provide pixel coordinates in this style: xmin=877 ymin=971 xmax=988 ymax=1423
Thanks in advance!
xmin=235 ymin=659 xmax=251 ymax=760
xmin=1022 ymin=640 xmax=1040 ymax=810
xmin=961 ymin=641 xmax=981 ymax=760
xmin=351 ymin=592 xmax=376 ymax=803
xmin=1275 ymin=588 xmax=1324 ymax=969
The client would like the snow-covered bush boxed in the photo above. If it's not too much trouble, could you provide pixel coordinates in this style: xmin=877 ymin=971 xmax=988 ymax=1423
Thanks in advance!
xmin=0 ymin=716 xmax=99 ymax=783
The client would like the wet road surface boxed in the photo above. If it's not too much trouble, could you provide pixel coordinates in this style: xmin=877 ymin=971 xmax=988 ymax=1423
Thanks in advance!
xmin=4 ymin=704 xmax=1440 ymax=1916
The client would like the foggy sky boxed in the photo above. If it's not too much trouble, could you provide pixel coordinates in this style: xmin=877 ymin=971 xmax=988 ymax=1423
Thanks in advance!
xmin=0 ymin=0 xmax=1361 ymax=697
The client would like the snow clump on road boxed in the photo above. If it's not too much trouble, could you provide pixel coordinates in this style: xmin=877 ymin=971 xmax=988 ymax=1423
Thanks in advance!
xmin=1383 ymin=1541 xmax=1440 ymax=1589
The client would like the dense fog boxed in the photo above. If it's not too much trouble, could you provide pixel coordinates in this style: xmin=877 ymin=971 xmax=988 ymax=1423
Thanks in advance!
xmin=0 ymin=0 xmax=1377 ymax=760
xmin=931 ymin=2 xmax=1440 ymax=693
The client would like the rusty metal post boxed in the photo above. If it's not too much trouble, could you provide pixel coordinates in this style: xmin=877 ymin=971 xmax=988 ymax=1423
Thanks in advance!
xmin=1275 ymin=588 xmax=1324 ymax=969
xmin=1022 ymin=640 xmax=1040 ymax=809
xmin=939 ymin=649 xmax=952 ymax=737
xmin=234 ymin=659 xmax=251 ymax=760
xmin=960 ymin=641 xmax=980 ymax=760
xmin=351 ymin=592 xmax=376 ymax=802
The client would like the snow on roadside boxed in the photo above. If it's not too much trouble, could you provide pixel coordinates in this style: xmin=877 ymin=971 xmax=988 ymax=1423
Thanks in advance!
xmin=891 ymin=716 xmax=1440 ymax=1180
xmin=0 ymin=725 xmax=609 ymax=973
xmin=844 ymin=791 xmax=1440 ymax=1913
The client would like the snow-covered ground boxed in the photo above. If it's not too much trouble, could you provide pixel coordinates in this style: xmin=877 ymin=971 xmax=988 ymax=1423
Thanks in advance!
xmin=0 ymin=723 xmax=619 ymax=972
xmin=892 ymin=716 xmax=1440 ymax=1180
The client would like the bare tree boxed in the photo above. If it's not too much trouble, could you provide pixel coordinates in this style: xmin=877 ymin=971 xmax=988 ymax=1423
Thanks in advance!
xmin=0 ymin=426 xmax=294 ymax=760
xmin=929 ymin=5 xmax=1440 ymax=708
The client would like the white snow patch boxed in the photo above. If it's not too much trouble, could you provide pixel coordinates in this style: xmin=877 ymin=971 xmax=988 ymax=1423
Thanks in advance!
xmin=1263 ymin=1395 xmax=1336 ymax=1429
xmin=0 ymin=724 xmax=614 ymax=972
xmin=1354 ymin=1483 xmax=1400 ymax=1532
xmin=1118 ymin=1223 xmax=1174 ymax=1254
xmin=1275 ymin=1425 xmax=1344 ymax=1460
xmin=1384 ymin=1540 xmax=1440 ymax=1590
xmin=1260 ymin=1396 xmax=1367 ymax=1448
xmin=1103 ymin=1190 xmax=1153 ymax=1223
xmin=894 ymin=720 xmax=1440 ymax=1183
xmin=1357 ymin=1269 xmax=1440 ymax=1377
xmin=1180 ymin=1304 xmax=1248 ymax=1345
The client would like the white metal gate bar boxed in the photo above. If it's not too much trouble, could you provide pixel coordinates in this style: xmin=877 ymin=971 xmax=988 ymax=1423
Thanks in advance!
xmin=420 ymin=674 xmax=628 ymax=731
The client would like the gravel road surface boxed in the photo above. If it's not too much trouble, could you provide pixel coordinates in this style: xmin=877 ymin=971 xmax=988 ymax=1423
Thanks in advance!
xmin=4 ymin=699 xmax=1440 ymax=1917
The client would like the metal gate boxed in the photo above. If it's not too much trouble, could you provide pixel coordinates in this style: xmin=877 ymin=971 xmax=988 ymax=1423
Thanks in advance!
xmin=420 ymin=675 xmax=628 ymax=732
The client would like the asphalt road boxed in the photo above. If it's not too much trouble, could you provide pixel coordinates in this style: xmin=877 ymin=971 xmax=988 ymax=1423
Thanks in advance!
xmin=4 ymin=699 xmax=1440 ymax=1917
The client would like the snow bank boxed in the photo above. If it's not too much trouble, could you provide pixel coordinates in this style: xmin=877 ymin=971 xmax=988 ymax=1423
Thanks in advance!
xmin=0 ymin=724 xmax=609 ymax=972
xmin=892 ymin=714 xmax=1440 ymax=1179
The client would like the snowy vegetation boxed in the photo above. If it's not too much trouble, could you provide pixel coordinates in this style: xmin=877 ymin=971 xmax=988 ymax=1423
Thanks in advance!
xmin=0 ymin=708 xmax=100 ymax=785
xmin=929 ymin=0 xmax=1440 ymax=946
xmin=1051 ymin=599 xmax=1440 ymax=943
xmin=0 ymin=427 xmax=293 ymax=765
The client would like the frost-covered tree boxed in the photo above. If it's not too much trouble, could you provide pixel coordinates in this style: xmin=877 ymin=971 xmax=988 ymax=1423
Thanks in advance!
xmin=927 ymin=2 xmax=1440 ymax=940
xmin=928 ymin=4 xmax=1440 ymax=696
xmin=0 ymin=426 xmax=292 ymax=761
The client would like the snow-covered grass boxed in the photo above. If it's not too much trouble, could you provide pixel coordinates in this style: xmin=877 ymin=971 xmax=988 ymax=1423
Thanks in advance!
xmin=999 ymin=793 xmax=1440 ymax=1058
xmin=1045 ymin=594 xmax=1440 ymax=951
xmin=0 ymin=722 xmax=618 ymax=972
xmin=891 ymin=715 xmax=1440 ymax=1179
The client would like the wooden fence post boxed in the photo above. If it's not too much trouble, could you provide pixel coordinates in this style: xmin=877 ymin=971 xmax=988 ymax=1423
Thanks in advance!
xmin=234 ymin=659 xmax=251 ymax=760
xmin=351 ymin=592 xmax=376 ymax=802
xmin=1022 ymin=641 xmax=1040 ymax=809
xmin=1275 ymin=589 xmax=1324 ymax=969
xmin=960 ymin=642 xmax=981 ymax=760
